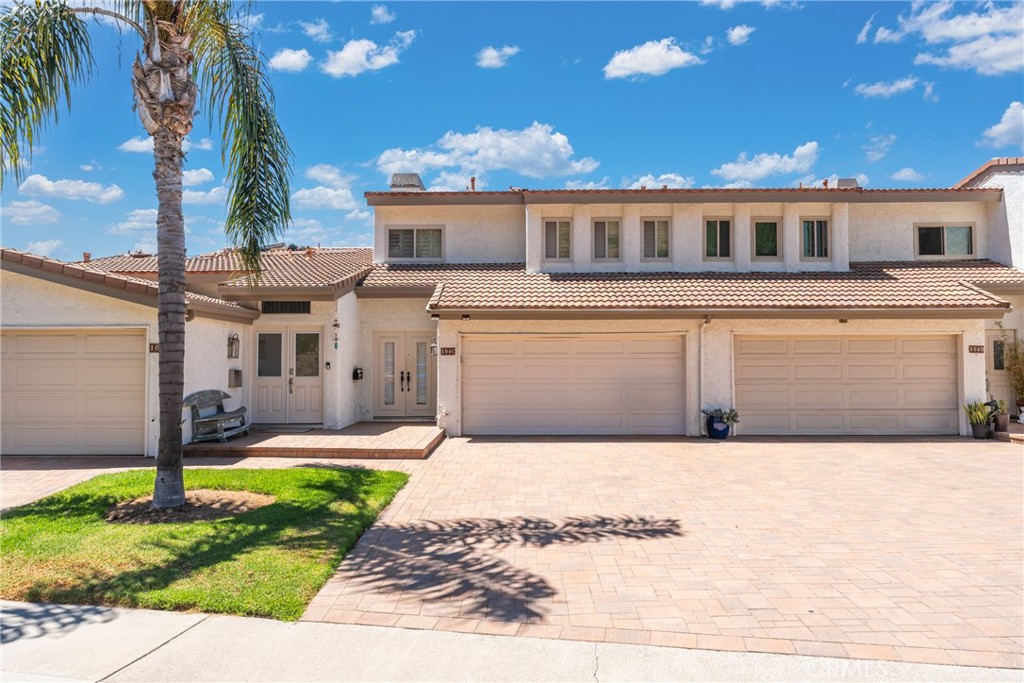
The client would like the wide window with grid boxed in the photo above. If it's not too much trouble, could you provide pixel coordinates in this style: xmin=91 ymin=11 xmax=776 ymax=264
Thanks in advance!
xmin=545 ymin=220 xmax=571 ymax=260
xmin=802 ymin=219 xmax=829 ymax=259
xmin=388 ymin=227 xmax=442 ymax=259
xmin=593 ymin=220 xmax=620 ymax=260
xmin=704 ymin=219 xmax=731 ymax=259
xmin=916 ymin=225 xmax=973 ymax=257
xmin=643 ymin=219 xmax=670 ymax=259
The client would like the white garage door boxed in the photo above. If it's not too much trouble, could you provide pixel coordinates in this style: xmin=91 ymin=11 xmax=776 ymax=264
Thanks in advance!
xmin=735 ymin=335 xmax=958 ymax=435
xmin=1 ymin=330 xmax=147 ymax=455
xmin=462 ymin=334 xmax=686 ymax=435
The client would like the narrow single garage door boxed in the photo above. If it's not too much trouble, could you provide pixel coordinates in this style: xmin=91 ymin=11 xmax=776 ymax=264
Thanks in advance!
xmin=734 ymin=335 xmax=958 ymax=435
xmin=1 ymin=330 xmax=146 ymax=455
xmin=462 ymin=334 xmax=686 ymax=435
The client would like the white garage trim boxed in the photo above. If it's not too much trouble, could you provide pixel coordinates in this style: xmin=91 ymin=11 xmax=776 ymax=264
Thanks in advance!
xmin=734 ymin=334 xmax=960 ymax=435
xmin=461 ymin=333 xmax=687 ymax=435
xmin=1 ymin=328 xmax=148 ymax=455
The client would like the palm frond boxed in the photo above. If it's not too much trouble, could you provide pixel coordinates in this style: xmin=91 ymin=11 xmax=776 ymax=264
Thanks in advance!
xmin=188 ymin=1 xmax=292 ymax=275
xmin=0 ymin=1 xmax=93 ymax=187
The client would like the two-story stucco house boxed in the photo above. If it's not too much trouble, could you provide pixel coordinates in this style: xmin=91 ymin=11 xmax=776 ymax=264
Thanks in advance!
xmin=2 ymin=157 xmax=1023 ymax=456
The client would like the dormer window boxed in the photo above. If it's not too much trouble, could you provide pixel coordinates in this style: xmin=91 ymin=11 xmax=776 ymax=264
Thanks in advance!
xmin=388 ymin=227 xmax=443 ymax=260
xmin=593 ymin=219 xmax=620 ymax=260
xmin=545 ymin=220 xmax=571 ymax=260
xmin=704 ymin=218 xmax=731 ymax=260
xmin=801 ymin=218 xmax=830 ymax=260
xmin=642 ymin=219 xmax=671 ymax=260
xmin=916 ymin=224 xmax=973 ymax=258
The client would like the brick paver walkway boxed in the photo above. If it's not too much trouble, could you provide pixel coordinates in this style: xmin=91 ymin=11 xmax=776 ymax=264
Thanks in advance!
xmin=2 ymin=438 xmax=1021 ymax=668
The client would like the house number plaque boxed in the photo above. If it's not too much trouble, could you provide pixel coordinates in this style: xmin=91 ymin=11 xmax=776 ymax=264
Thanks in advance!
xmin=149 ymin=343 xmax=160 ymax=353
xmin=968 ymin=345 xmax=984 ymax=353
xmin=439 ymin=347 xmax=456 ymax=355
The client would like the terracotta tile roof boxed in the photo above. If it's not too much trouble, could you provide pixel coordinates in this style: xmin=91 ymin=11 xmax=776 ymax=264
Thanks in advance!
xmin=953 ymin=157 xmax=1024 ymax=189
xmin=0 ymin=248 xmax=255 ymax=316
xmin=86 ymin=247 xmax=373 ymax=289
xmin=359 ymin=261 xmax=1024 ymax=312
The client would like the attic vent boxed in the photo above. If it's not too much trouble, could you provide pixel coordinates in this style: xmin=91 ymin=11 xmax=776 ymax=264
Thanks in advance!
xmin=261 ymin=301 xmax=311 ymax=314
xmin=390 ymin=173 xmax=425 ymax=191
xmin=837 ymin=177 xmax=860 ymax=189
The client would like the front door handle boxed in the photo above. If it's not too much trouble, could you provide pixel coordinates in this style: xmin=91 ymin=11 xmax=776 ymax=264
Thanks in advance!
xmin=399 ymin=370 xmax=406 ymax=392
xmin=404 ymin=371 xmax=411 ymax=392
xmin=288 ymin=377 xmax=294 ymax=394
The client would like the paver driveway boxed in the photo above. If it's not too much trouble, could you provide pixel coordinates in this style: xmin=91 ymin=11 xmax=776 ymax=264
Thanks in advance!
xmin=304 ymin=437 xmax=1023 ymax=669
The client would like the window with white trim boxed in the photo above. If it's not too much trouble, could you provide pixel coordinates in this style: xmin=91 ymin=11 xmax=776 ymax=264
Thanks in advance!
xmin=752 ymin=219 xmax=781 ymax=260
xmin=593 ymin=219 xmax=620 ymax=260
xmin=801 ymin=219 xmax=829 ymax=259
xmin=916 ymin=225 xmax=973 ymax=258
xmin=643 ymin=219 xmax=670 ymax=260
xmin=704 ymin=218 xmax=731 ymax=259
xmin=544 ymin=220 xmax=571 ymax=260
xmin=388 ymin=227 xmax=443 ymax=259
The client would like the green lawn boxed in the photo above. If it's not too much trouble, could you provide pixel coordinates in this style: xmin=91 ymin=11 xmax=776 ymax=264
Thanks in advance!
xmin=0 ymin=467 xmax=408 ymax=620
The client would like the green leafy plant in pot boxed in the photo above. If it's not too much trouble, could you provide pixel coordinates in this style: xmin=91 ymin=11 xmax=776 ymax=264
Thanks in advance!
xmin=1002 ymin=333 xmax=1024 ymax=420
xmin=963 ymin=401 xmax=991 ymax=440
xmin=703 ymin=408 xmax=739 ymax=440
xmin=992 ymin=399 xmax=1010 ymax=433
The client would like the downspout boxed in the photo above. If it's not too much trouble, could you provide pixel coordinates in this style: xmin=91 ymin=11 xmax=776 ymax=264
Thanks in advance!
xmin=698 ymin=314 xmax=710 ymax=436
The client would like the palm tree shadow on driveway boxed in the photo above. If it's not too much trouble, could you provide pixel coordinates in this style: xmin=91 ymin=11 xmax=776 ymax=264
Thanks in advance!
xmin=336 ymin=515 xmax=683 ymax=622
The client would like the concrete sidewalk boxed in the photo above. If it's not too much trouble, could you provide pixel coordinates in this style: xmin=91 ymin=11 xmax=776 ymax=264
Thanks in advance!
xmin=1 ymin=602 xmax=1017 ymax=683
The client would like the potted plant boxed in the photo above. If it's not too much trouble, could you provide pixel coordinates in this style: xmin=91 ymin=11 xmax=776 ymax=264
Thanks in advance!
xmin=992 ymin=399 xmax=1010 ymax=433
xmin=703 ymin=408 xmax=739 ymax=440
xmin=964 ymin=401 xmax=991 ymax=439
xmin=1002 ymin=332 xmax=1024 ymax=420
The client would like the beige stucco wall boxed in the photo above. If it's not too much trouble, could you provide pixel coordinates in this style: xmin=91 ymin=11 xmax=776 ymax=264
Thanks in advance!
xmin=373 ymin=204 xmax=525 ymax=264
xmin=436 ymin=315 xmax=990 ymax=438
xmin=974 ymin=170 xmax=1023 ymax=268
xmin=848 ymin=201 xmax=990 ymax=262
xmin=181 ymin=316 xmax=250 ymax=443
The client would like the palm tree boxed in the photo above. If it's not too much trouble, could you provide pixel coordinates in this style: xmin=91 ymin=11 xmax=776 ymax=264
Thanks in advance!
xmin=1 ymin=1 xmax=292 ymax=508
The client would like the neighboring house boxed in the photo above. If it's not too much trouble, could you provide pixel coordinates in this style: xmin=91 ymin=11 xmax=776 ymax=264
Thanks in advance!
xmin=2 ymin=157 xmax=1023 ymax=455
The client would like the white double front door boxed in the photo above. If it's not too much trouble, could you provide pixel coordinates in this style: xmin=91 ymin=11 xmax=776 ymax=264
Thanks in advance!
xmin=253 ymin=328 xmax=323 ymax=424
xmin=374 ymin=331 xmax=436 ymax=419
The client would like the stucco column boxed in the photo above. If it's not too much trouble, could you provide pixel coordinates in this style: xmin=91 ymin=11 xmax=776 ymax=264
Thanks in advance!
xmin=832 ymin=202 xmax=850 ymax=271
xmin=782 ymin=203 xmax=801 ymax=271
xmin=734 ymin=204 xmax=752 ymax=272
xmin=622 ymin=204 xmax=642 ymax=270
xmin=435 ymin=319 xmax=461 ymax=435
xmin=525 ymin=205 xmax=542 ymax=273
xmin=961 ymin=322 xmax=988 ymax=436
xmin=674 ymin=204 xmax=702 ymax=272
xmin=572 ymin=203 xmax=591 ymax=271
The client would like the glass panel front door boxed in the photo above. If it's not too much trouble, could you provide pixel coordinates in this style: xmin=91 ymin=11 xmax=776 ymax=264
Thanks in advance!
xmin=375 ymin=332 xmax=436 ymax=418
xmin=253 ymin=328 xmax=323 ymax=424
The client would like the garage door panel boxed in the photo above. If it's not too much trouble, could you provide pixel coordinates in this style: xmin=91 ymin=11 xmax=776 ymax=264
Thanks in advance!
xmin=736 ymin=335 xmax=957 ymax=435
xmin=463 ymin=334 xmax=685 ymax=435
xmin=465 ymin=338 xmax=517 ymax=355
xmin=1 ymin=331 xmax=146 ymax=455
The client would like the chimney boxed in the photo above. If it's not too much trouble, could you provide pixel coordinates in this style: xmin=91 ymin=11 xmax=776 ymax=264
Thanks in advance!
xmin=822 ymin=179 xmax=829 ymax=188
xmin=836 ymin=177 xmax=860 ymax=189
xmin=390 ymin=173 xmax=425 ymax=191
xmin=470 ymin=176 xmax=476 ymax=192
xmin=82 ymin=252 xmax=91 ymax=263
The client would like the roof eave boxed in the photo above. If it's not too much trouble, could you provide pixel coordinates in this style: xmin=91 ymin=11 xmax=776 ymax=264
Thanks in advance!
xmin=427 ymin=305 xmax=1012 ymax=320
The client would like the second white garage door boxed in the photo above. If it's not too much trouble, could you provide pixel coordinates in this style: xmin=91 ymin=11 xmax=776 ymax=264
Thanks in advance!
xmin=462 ymin=334 xmax=686 ymax=435
xmin=1 ymin=329 xmax=147 ymax=455
xmin=734 ymin=335 xmax=959 ymax=435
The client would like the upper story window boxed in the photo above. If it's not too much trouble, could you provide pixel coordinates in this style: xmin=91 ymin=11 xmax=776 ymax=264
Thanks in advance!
xmin=801 ymin=219 xmax=830 ymax=260
xmin=704 ymin=218 xmax=731 ymax=260
xmin=752 ymin=219 xmax=781 ymax=261
xmin=388 ymin=227 xmax=443 ymax=260
xmin=916 ymin=224 xmax=973 ymax=258
xmin=643 ymin=219 xmax=671 ymax=260
xmin=593 ymin=219 xmax=620 ymax=260
xmin=545 ymin=220 xmax=571 ymax=260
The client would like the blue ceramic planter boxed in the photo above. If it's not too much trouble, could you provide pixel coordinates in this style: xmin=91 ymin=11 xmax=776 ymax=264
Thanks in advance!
xmin=706 ymin=416 xmax=731 ymax=440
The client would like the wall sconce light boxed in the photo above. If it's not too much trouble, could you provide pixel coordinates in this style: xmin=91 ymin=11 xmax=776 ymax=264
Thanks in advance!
xmin=838 ymin=318 xmax=849 ymax=324
xmin=430 ymin=341 xmax=438 ymax=356
xmin=227 ymin=333 xmax=240 ymax=358
xmin=332 ymin=317 xmax=340 ymax=349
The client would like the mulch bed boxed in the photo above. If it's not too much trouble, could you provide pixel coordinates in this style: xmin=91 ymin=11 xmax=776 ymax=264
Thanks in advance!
xmin=105 ymin=489 xmax=276 ymax=524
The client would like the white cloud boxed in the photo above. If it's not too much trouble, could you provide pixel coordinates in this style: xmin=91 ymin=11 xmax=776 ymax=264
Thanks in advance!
xmin=856 ymin=12 xmax=876 ymax=44
xmin=476 ymin=45 xmax=520 ymax=69
xmin=427 ymin=172 xmax=483 ymax=192
xmin=874 ymin=1 xmax=1022 ymax=76
xmin=1 ymin=199 xmax=61 ymax=225
xmin=182 ymin=186 xmax=227 ymax=205
xmin=345 ymin=209 xmax=373 ymax=224
xmin=322 ymin=30 xmax=416 ymax=78
xmin=701 ymin=0 xmax=801 ymax=9
xmin=370 ymin=5 xmax=396 ymax=24
xmin=241 ymin=13 xmax=263 ymax=30
xmin=863 ymin=134 xmax=897 ymax=162
xmin=726 ymin=25 xmax=756 ymax=46
xmin=603 ymin=38 xmax=703 ymax=80
xmin=564 ymin=177 xmax=611 ymax=190
xmin=182 ymin=168 xmax=214 ymax=186
xmin=376 ymin=122 xmax=599 ymax=180
xmin=106 ymin=208 xmax=157 ymax=235
xmin=80 ymin=160 xmax=101 ymax=172
xmin=699 ymin=35 xmax=716 ymax=55
xmin=797 ymin=173 xmax=870 ymax=188
xmin=853 ymin=75 xmax=918 ymax=98
xmin=118 ymin=136 xmax=212 ymax=153
xmin=25 ymin=239 xmax=63 ymax=257
xmin=299 ymin=19 xmax=332 ymax=43
xmin=269 ymin=48 xmax=313 ymax=72
xmin=981 ymin=101 xmax=1024 ymax=149
xmin=891 ymin=167 xmax=925 ymax=182
xmin=922 ymin=81 xmax=939 ymax=102
xmin=19 ymin=174 xmax=123 ymax=203
xmin=711 ymin=141 xmax=820 ymax=183
xmin=627 ymin=173 xmax=695 ymax=189
xmin=292 ymin=166 xmax=359 ymax=210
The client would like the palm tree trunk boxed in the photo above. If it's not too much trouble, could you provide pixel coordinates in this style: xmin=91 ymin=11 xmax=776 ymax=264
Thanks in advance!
xmin=152 ymin=126 xmax=187 ymax=509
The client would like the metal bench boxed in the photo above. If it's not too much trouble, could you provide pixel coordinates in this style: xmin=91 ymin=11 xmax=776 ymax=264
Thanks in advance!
xmin=183 ymin=390 xmax=249 ymax=443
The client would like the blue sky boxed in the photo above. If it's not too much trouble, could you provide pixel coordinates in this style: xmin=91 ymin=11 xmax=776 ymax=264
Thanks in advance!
xmin=1 ymin=0 xmax=1022 ymax=261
